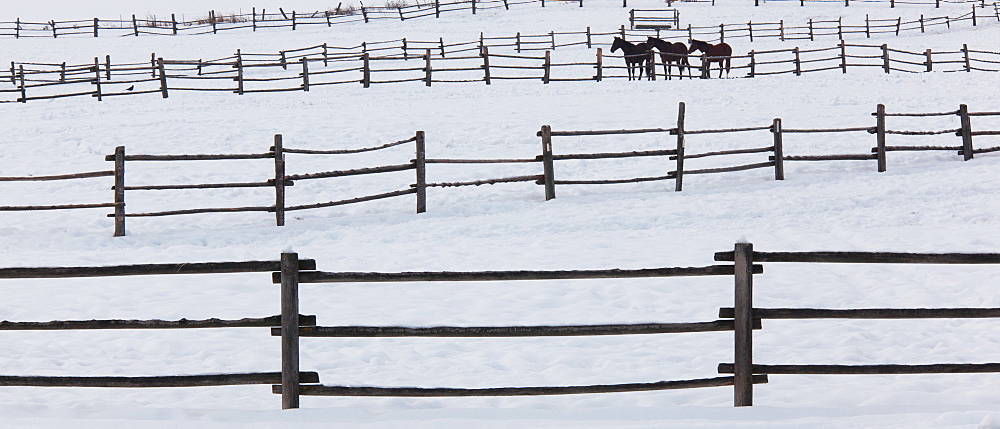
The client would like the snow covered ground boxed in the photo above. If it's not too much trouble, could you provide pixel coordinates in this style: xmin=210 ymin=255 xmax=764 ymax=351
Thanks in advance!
xmin=2 ymin=0 xmax=1000 ymax=427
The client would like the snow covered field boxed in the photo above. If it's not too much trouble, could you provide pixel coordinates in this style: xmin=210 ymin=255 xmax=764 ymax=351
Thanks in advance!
xmin=2 ymin=0 xmax=1000 ymax=427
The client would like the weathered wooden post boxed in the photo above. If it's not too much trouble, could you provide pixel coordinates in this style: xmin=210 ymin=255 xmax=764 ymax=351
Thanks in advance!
xmin=301 ymin=58 xmax=310 ymax=92
xmin=415 ymin=131 xmax=427 ymax=213
xmin=104 ymin=55 xmax=112 ymax=80
xmin=840 ymin=42 xmax=847 ymax=73
xmin=235 ymin=50 xmax=245 ymax=95
xmin=481 ymin=47 xmax=491 ymax=85
xmin=748 ymin=21 xmax=754 ymax=42
xmin=540 ymin=125 xmax=556 ymax=200
xmin=865 ymin=14 xmax=870 ymax=38
xmin=171 ymin=14 xmax=178 ymax=35
xmin=876 ymin=104 xmax=887 ymax=172
xmin=772 ymin=118 xmax=784 ymax=180
xmin=59 ymin=62 xmax=66 ymax=83
xmin=925 ymin=49 xmax=933 ymax=72
xmin=920 ymin=15 xmax=925 ymax=33
xmin=132 ymin=14 xmax=139 ymax=36
xmin=280 ymin=51 xmax=288 ymax=70
xmin=958 ymin=104 xmax=974 ymax=161
xmin=113 ymin=146 xmax=126 ymax=237
xmin=92 ymin=58 xmax=103 ymax=101
xmin=674 ymin=102 xmax=686 ymax=192
xmin=733 ymin=242 xmax=754 ymax=407
xmin=280 ymin=252 xmax=300 ymax=410
xmin=211 ymin=10 xmax=218 ymax=34
xmin=881 ymin=44 xmax=890 ymax=74
xmin=586 ymin=27 xmax=592 ymax=48
xmin=156 ymin=58 xmax=168 ymax=98
xmin=700 ymin=53 xmax=709 ymax=79
xmin=253 ymin=7 xmax=258 ymax=31
xmin=150 ymin=53 xmax=157 ymax=78
xmin=595 ymin=48 xmax=603 ymax=82
xmin=17 ymin=65 xmax=26 ymax=103
xmin=362 ymin=53 xmax=371 ymax=88
xmin=274 ymin=134 xmax=286 ymax=226
xmin=543 ymin=51 xmax=551 ymax=84
xmin=962 ymin=44 xmax=971 ymax=72
xmin=426 ymin=49 xmax=433 ymax=86
xmin=794 ymin=48 xmax=801 ymax=76
xmin=808 ymin=19 xmax=814 ymax=41
xmin=93 ymin=18 xmax=99 ymax=37
xmin=435 ymin=0 xmax=440 ymax=18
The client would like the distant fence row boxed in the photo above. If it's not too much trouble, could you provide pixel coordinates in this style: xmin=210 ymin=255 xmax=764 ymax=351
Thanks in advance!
xmin=2 ymin=102 xmax=997 ymax=236
xmin=4 ymin=0 xmax=998 ymax=41
xmin=3 ymin=35 xmax=1000 ymax=104
xmin=2 ymin=245 xmax=999 ymax=409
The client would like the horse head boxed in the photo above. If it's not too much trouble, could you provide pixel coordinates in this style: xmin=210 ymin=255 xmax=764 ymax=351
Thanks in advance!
xmin=611 ymin=37 xmax=625 ymax=53
xmin=687 ymin=39 xmax=708 ymax=54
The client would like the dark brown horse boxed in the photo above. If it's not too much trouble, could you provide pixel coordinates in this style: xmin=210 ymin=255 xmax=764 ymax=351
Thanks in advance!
xmin=611 ymin=37 xmax=652 ymax=81
xmin=688 ymin=39 xmax=732 ymax=78
xmin=646 ymin=37 xmax=690 ymax=80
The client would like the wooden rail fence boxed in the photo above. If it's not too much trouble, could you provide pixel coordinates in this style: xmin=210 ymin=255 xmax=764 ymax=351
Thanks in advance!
xmin=3 ymin=244 xmax=999 ymax=408
xmin=4 ymin=35 xmax=1000 ymax=103
xmin=3 ymin=102 xmax=997 ymax=235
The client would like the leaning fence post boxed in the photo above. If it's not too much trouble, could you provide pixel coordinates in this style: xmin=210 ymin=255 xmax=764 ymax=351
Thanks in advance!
xmin=876 ymin=104 xmax=887 ymax=172
xmin=113 ymin=146 xmax=126 ymax=237
xmin=962 ymin=44 xmax=971 ymax=72
xmin=674 ymin=102 xmax=686 ymax=192
xmin=280 ymin=252 xmax=301 ymax=410
xmin=733 ymin=242 xmax=754 ymax=407
xmin=540 ymin=125 xmax=556 ymax=200
xmin=772 ymin=119 xmax=784 ymax=180
xmin=482 ymin=46 xmax=491 ymax=85
xmin=156 ymin=58 xmax=168 ymax=98
xmin=274 ymin=134 xmax=286 ymax=226
xmin=415 ymin=131 xmax=427 ymax=213
xmin=958 ymin=104 xmax=974 ymax=161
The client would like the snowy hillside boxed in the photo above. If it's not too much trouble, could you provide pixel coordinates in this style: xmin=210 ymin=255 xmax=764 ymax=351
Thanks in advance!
xmin=1 ymin=0 xmax=1000 ymax=427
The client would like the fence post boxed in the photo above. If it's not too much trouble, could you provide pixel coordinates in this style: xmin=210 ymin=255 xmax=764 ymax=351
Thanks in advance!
xmin=772 ymin=119 xmax=784 ymax=180
xmin=323 ymin=44 xmax=329 ymax=66
xmin=540 ymin=125 xmax=556 ymax=200
xmin=808 ymin=19 xmax=814 ymax=41
xmin=482 ymin=46 xmax=491 ymax=85
xmin=920 ymin=15 xmax=925 ymax=33
xmin=361 ymin=5 xmax=369 ymax=23
xmin=865 ymin=14 xmax=870 ymax=38
xmin=876 ymin=104 xmax=887 ymax=172
xmin=274 ymin=134 xmax=286 ymax=226
xmin=962 ymin=44 xmax=971 ymax=72
xmin=362 ymin=53 xmax=371 ymax=88
xmin=959 ymin=104 xmax=974 ymax=161
xmin=292 ymin=10 xmax=297 ymax=30
xmin=516 ymin=32 xmax=521 ymax=53
xmin=733 ymin=241 xmax=754 ymax=407
xmin=674 ymin=102 xmax=686 ymax=192
xmin=60 ymin=62 xmax=66 ymax=83
xmin=648 ymin=51 xmax=656 ymax=80
xmin=280 ymin=252 xmax=301 ymax=410
xmin=550 ymin=31 xmax=556 ymax=50
xmin=881 ymin=44 xmax=889 ymax=74
xmin=150 ymin=53 xmax=157 ymax=78
xmin=439 ymin=38 xmax=446 ymax=58
xmin=435 ymin=0 xmax=440 ymax=18
xmin=504 ymin=0 xmax=509 ymax=10
xmin=595 ymin=48 xmax=603 ymax=82
xmin=840 ymin=42 xmax=847 ymax=73
xmin=779 ymin=20 xmax=785 ymax=41
xmin=426 ymin=49 xmax=433 ymax=86
xmin=630 ymin=9 xmax=635 ymax=29
xmin=794 ymin=48 xmax=801 ymax=76
xmin=113 ymin=146 xmax=126 ymax=237
xmin=415 ymin=131 xmax=427 ymax=213
xmin=300 ymin=59 xmax=310 ymax=91
xmin=925 ymin=49 xmax=933 ymax=72
xmin=280 ymin=51 xmax=288 ymax=70
xmin=132 ymin=14 xmax=139 ymax=36
xmin=586 ymin=27 xmax=592 ymax=48
xmin=749 ymin=51 xmax=755 ymax=77
xmin=94 ymin=18 xmax=99 ymax=37
xmin=17 ymin=65 xmax=26 ymax=103
xmin=326 ymin=10 xmax=332 ymax=26
xmin=895 ymin=17 xmax=901 ymax=36
xmin=720 ymin=24 xmax=725 ymax=43
xmin=973 ymin=5 xmax=977 ymax=26
xmin=92 ymin=59 xmax=102 ymax=101
xmin=172 ymin=14 xmax=178 ymax=35
xmin=157 ymin=58 xmax=168 ymax=98
xmin=473 ymin=0 xmax=478 ymax=14
xmin=15 ymin=18 xmax=19 ymax=39
xmin=838 ymin=18 xmax=843 ymax=40
xmin=211 ymin=10 xmax=218 ymax=34
xmin=701 ymin=54 xmax=709 ymax=79
xmin=235 ymin=50 xmax=245 ymax=95
xmin=748 ymin=22 xmax=754 ymax=42
xmin=543 ymin=51 xmax=551 ymax=84
xmin=253 ymin=7 xmax=258 ymax=31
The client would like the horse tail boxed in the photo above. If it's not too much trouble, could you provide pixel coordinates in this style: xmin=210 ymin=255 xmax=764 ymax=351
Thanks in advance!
xmin=726 ymin=57 xmax=732 ymax=75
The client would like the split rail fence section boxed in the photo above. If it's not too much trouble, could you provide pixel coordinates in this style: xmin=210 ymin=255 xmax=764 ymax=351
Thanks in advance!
xmin=3 ymin=102 xmax=998 ymax=235
xmin=2 ymin=245 xmax=999 ymax=408
xmin=5 ymin=36 xmax=1000 ymax=103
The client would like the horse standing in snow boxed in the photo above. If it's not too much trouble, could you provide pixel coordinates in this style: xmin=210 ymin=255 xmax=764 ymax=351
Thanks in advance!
xmin=646 ymin=37 xmax=691 ymax=80
xmin=688 ymin=39 xmax=732 ymax=78
xmin=611 ymin=37 xmax=653 ymax=81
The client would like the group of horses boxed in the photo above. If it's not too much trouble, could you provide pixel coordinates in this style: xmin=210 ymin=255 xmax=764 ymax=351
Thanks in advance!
xmin=611 ymin=37 xmax=732 ymax=80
